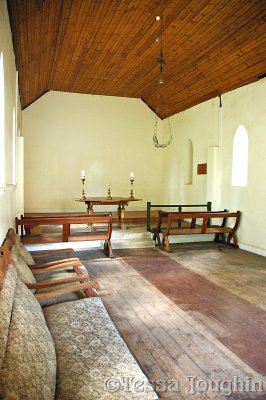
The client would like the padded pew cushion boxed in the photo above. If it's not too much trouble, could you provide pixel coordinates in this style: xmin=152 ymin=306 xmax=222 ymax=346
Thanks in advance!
xmin=0 ymin=264 xmax=56 ymax=399
xmin=14 ymin=235 xmax=35 ymax=265
xmin=11 ymin=247 xmax=36 ymax=291
xmin=43 ymin=297 xmax=157 ymax=400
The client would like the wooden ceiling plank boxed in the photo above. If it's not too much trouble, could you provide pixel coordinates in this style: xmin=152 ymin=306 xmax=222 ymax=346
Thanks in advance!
xmin=53 ymin=0 xmax=94 ymax=90
xmin=48 ymin=0 xmax=73 ymax=89
xmin=67 ymin=1 xmax=113 ymax=87
xmin=149 ymin=59 xmax=265 ymax=118
xmin=92 ymin=1 xmax=234 ymax=96
xmin=134 ymin=0 xmax=195 ymax=58
xmin=41 ymin=0 xmax=64 ymax=91
xmin=166 ymin=3 xmax=265 ymax=75
xmin=167 ymin=52 xmax=262 ymax=97
xmin=142 ymin=42 xmax=265 ymax=112
xmin=67 ymin=1 xmax=122 ymax=92
xmin=79 ymin=0 xmax=185 ymax=91
xmin=23 ymin=1 xmax=35 ymax=103
xmin=8 ymin=0 xmax=266 ymax=115
xmin=72 ymin=0 xmax=143 ymax=92
xmin=68 ymin=1 xmax=121 ymax=91
xmin=67 ymin=0 xmax=128 ymax=91
xmin=32 ymin=3 xmax=45 ymax=101
xmin=29 ymin=1 xmax=54 ymax=105
xmin=23 ymin=1 xmax=39 ymax=104
xmin=156 ymin=22 xmax=264 ymax=94
xmin=26 ymin=0 xmax=264 ymax=107
xmin=120 ymin=33 xmax=263 ymax=104
xmin=164 ymin=51 xmax=263 ymax=100
xmin=155 ymin=0 xmax=231 ymax=54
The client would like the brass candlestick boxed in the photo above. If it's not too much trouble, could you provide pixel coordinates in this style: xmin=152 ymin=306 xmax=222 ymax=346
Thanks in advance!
xmin=81 ymin=177 xmax=86 ymax=200
xmin=107 ymin=184 xmax=112 ymax=200
xmin=129 ymin=177 xmax=135 ymax=200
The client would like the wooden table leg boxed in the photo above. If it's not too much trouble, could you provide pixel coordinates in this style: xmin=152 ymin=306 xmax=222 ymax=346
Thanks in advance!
xmin=118 ymin=205 xmax=127 ymax=230
xmin=86 ymin=202 xmax=94 ymax=231
xmin=62 ymin=224 xmax=70 ymax=242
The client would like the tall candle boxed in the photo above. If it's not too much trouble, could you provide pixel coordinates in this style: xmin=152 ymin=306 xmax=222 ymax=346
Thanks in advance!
xmin=81 ymin=170 xmax=85 ymax=179
xmin=129 ymin=171 xmax=134 ymax=179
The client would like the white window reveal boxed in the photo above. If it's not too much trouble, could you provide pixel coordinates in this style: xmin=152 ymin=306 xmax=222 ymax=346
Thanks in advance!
xmin=232 ymin=125 xmax=248 ymax=187
xmin=12 ymin=106 xmax=16 ymax=184
xmin=0 ymin=52 xmax=5 ymax=187
xmin=185 ymin=139 xmax=193 ymax=185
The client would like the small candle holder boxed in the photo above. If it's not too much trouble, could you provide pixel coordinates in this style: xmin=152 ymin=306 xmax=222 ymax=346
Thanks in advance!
xmin=129 ymin=177 xmax=135 ymax=200
xmin=81 ymin=177 xmax=86 ymax=200
xmin=107 ymin=184 xmax=112 ymax=200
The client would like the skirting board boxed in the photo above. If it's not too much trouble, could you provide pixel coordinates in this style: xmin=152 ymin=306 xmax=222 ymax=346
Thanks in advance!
xmin=168 ymin=234 xmax=213 ymax=243
xmin=239 ymin=243 xmax=266 ymax=257
xmin=26 ymin=241 xmax=103 ymax=252
xmin=158 ymin=234 xmax=266 ymax=257
xmin=26 ymin=239 xmax=266 ymax=258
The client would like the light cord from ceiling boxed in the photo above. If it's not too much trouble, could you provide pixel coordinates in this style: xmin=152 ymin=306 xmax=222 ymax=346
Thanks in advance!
xmin=152 ymin=16 xmax=173 ymax=149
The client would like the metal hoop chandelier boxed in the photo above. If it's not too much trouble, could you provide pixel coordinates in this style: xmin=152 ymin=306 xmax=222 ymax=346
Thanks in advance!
xmin=152 ymin=16 xmax=173 ymax=149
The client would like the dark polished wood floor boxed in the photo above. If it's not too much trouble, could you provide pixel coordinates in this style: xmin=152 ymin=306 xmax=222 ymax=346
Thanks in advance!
xmin=75 ymin=242 xmax=266 ymax=400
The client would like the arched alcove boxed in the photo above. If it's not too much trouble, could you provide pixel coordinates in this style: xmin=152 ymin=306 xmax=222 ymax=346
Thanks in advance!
xmin=232 ymin=125 xmax=248 ymax=187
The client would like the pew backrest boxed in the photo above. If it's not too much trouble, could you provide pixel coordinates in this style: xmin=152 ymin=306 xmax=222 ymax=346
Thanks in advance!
xmin=146 ymin=201 xmax=212 ymax=231
xmin=156 ymin=210 xmax=241 ymax=252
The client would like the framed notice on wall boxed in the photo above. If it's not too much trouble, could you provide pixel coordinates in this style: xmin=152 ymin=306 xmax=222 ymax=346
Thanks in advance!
xmin=197 ymin=163 xmax=207 ymax=175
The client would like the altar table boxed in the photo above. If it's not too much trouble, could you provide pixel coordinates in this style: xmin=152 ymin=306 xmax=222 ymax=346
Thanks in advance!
xmin=75 ymin=197 xmax=141 ymax=229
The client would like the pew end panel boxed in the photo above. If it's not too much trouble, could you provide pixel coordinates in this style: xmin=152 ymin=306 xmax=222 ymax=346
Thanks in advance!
xmin=158 ymin=211 xmax=241 ymax=252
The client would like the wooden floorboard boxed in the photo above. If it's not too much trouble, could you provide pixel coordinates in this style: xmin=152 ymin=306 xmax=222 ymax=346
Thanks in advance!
xmin=168 ymin=244 xmax=266 ymax=311
xmin=71 ymin=245 xmax=266 ymax=400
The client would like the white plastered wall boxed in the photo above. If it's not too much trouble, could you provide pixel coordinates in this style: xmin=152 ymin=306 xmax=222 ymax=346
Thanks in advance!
xmin=23 ymin=91 xmax=164 ymax=213
xmin=160 ymin=98 xmax=219 ymax=206
xmin=161 ymin=79 xmax=266 ymax=256
xmin=220 ymin=79 xmax=266 ymax=255
xmin=23 ymin=79 xmax=266 ymax=255
xmin=0 ymin=0 xmax=23 ymax=244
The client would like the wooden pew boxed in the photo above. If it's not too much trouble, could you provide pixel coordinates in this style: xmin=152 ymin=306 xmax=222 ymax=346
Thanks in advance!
xmin=154 ymin=210 xmax=241 ymax=252
xmin=153 ymin=209 xmax=227 ymax=245
xmin=15 ymin=214 xmax=113 ymax=257
xmin=18 ymin=213 xmax=86 ymax=236
xmin=146 ymin=201 xmax=212 ymax=232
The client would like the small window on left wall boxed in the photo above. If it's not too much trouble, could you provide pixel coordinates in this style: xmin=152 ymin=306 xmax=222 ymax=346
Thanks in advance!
xmin=12 ymin=106 xmax=16 ymax=184
xmin=0 ymin=52 xmax=5 ymax=187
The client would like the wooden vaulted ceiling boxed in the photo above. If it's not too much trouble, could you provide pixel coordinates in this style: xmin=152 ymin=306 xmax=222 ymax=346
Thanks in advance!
xmin=7 ymin=0 xmax=266 ymax=119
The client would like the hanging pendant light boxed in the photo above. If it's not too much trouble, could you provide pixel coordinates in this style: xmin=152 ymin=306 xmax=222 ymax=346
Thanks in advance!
xmin=152 ymin=16 xmax=173 ymax=149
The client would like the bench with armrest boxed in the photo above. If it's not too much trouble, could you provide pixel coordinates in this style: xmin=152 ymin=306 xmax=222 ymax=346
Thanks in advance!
xmin=1 ymin=238 xmax=99 ymax=305
xmin=0 ymin=254 xmax=158 ymax=399
xmin=7 ymin=227 xmax=79 ymax=266
xmin=4 ymin=228 xmax=100 ymax=303
xmin=154 ymin=210 xmax=241 ymax=252
xmin=15 ymin=213 xmax=113 ymax=257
